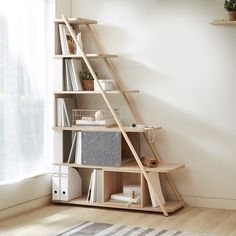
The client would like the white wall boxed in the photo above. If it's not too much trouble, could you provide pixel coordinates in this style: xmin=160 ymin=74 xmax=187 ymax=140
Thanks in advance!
xmin=72 ymin=0 xmax=236 ymax=209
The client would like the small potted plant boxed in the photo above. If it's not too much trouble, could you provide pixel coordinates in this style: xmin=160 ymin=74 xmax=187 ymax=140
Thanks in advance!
xmin=224 ymin=0 xmax=236 ymax=21
xmin=79 ymin=70 xmax=97 ymax=91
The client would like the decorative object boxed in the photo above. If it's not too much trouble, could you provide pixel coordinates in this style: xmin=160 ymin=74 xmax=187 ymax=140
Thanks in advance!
xmin=94 ymin=80 xmax=113 ymax=91
xmin=94 ymin=110 xmax=104 ymax=120
xmin=141 ymin=156 xmax=159 ymax=167
xmin=224 ymin=0 xmax=236 ymax=21
xmin=56 ymin=221 xmax=213 ymax=236
xmin=79 ymin=70 xmax=97 ymax=91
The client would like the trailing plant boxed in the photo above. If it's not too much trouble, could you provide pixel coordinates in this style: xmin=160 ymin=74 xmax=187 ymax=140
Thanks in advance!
xmin=224 ymin=0 xmax=236 ymax=11
xmin=79 ymin=70 xmax=97 ymax=80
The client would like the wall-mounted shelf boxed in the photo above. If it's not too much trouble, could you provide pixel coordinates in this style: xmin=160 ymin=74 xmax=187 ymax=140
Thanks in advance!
xmin=210 ymin=19 xmax=236 ymax=25
xmin=53 ymin=126 xmax=161 ymax=133
xmin=54 ymin=54 xmax=118 ymax=59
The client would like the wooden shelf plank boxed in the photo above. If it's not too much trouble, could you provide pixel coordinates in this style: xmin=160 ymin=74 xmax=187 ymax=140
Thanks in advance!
xmin=52 ymin=197 xmax=184 ymax=213
xmin=53 ymin=126 xmax=161 ymax=133
xmin=53 ymin=54 xmax=118 ymax=59
xmin=54 ymin=17 xmax=97 ymax=25
xmin=117 ymin=162 xmax=185 ymax=173
xmin=210 ymin=19 xmax=236 ymax=25
xmin=54 ymin=90 xmax=139 ymax=95
xmin=53 ymin=162 xmax=184 ymax=173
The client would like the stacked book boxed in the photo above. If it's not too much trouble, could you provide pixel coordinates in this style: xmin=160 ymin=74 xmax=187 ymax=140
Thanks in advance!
xmin=110 ymin=185 xmax=141 ymax=204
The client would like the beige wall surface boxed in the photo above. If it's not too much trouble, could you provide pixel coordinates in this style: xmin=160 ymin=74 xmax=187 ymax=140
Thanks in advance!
xmin=71 ymin=0 xmax=236 ymax=209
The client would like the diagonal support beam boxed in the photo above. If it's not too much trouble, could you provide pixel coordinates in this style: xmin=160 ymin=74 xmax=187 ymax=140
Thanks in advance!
xmin=85 ymin=24 xmax=183 ymax=203
xmin=62 ymin=15 xmax=169 ymax=216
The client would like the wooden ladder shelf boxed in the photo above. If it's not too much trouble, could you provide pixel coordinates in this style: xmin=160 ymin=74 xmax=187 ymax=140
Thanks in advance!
xmin=55 ymin=15 xmax=185 ymax=216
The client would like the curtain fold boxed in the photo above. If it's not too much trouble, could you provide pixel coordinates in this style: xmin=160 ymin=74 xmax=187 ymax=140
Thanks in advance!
xmin=0 ymin=0 xmax=53 ymax=182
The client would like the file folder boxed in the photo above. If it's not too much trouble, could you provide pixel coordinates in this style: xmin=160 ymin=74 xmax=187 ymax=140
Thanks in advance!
xmin=52 ymin=165 xmax=60 ymax=201
xmin=60 ymin=166 xmax=82 ymax=201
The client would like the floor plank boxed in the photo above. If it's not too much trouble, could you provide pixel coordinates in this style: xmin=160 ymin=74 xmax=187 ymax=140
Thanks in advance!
xmin=0 ymin=204 xmax=236 ymax=236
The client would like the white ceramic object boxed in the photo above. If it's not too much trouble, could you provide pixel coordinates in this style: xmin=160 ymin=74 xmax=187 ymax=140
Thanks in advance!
xmin=94 ymin=80 xmax=113 ymax=91
xmin=94 ymin=110 xmax=104 ymax=120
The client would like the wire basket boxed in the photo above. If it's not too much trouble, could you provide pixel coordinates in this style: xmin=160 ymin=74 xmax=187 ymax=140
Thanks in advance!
xmin=72 ymin=108 xmax=119 ymax=127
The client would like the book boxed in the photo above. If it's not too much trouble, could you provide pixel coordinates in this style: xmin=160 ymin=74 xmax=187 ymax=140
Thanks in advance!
xmin=57 ymin=98 xmax=75 ymax=127
xmin=95 ymin=170 xmax=102 ymax=203
xmin=75 ymin=132 xmax=82 ymax=164
xmin=76 ymin=32 xmax=83 ymax=54
xmin=57 ymin=98 xmax=63 ymax=126
xmin=87 ymin=171 xmax=94 ymax=202
xmin=87 ymin=169 xmax=103 ymax=203
xmin=90 ymin=169 xmax=97 ymax=203
xmin=62 ymin=98 xmax=75 ymax=127
xmin=147 ymin=172 xmax=165 ymax=207
xmin=58 ymin=24 xmax=76 ymax=55
xmin=71 ymin=59 xmax=83 ymax=91
xmin=67 ymin=59 xmax=83 ymax=91
xmin=64 ymin=60 xmax=73 ymax=91
xmin=67 ymin=133 xmax=77 ymax=163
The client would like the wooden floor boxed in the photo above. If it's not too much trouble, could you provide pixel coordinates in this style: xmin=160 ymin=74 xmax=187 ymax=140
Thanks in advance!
xmin=0 ymin=204 xmax=236 ymax=236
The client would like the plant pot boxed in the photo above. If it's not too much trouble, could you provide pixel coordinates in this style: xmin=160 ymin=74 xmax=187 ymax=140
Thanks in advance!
xmin=82 ymin=80 xmax=94 ymax=91
xmin=228 ymin=11 xmax=236 ymax=21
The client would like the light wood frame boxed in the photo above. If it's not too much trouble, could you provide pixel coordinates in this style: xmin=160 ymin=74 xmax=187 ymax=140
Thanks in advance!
xmin=56 ymin=15 xmax=185 ymax=216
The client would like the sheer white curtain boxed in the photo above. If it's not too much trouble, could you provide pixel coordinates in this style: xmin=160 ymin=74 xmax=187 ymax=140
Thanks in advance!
xmin=0 ymin=0 xmax=53 ymax=183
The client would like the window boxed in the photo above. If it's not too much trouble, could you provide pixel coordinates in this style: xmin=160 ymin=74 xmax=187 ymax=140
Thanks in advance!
xmin=0 ymin=0 xmax=53 ymax=183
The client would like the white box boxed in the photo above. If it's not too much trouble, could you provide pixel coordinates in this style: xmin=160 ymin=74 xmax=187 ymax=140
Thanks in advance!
xmin=94 ymin=80 xmax=113 ymax=91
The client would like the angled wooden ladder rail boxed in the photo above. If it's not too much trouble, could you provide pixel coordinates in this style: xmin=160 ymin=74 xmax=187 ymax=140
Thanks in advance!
xmin=62 ymin=14 xmax=168 ymax=216
xmin=61 ymin=14 xmax=184 ymax=216
xmin=84 ymin=24 xmax=183 ymax=203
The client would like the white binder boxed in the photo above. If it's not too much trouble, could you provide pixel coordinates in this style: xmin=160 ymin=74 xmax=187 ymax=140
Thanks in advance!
xmin=52 ymin=165 xmax=61 ymax=201
xmin=60 ymin=166 xmax=82 ymax=201
xmin=52 ymin=165 xmax=82 ymax=201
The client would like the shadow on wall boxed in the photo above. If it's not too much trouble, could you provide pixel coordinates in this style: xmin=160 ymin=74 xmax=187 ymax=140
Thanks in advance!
xmin=76 ymin=13 xmax=236 ymax=199
xmin=106 ymin=57 xmax=236 ymax=199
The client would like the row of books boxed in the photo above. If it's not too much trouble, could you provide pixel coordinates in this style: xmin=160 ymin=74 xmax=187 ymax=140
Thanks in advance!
xmin=64 ymin=59 xmax=83 ymax=91
xmin=58 ymin=24 xmax=84 ymax=91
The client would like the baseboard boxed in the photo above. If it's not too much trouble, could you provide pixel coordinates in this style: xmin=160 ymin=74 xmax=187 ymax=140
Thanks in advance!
xmin=0 ymin=195 xmax=51 ymax=221
xmin=167 ymin=194 xmax=236 ymax=210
